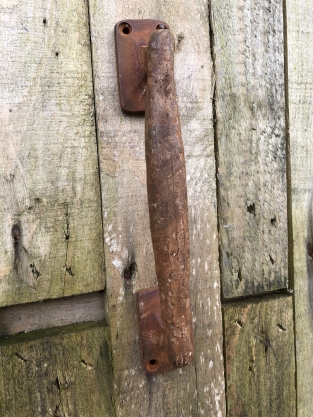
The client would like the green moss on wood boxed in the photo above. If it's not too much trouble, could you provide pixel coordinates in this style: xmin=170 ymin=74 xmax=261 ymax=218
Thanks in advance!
xmin=0 ymin=323 xmax=114 ymax=416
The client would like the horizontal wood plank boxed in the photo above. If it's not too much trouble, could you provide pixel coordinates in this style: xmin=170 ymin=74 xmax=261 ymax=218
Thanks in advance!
xmin=0 ymin=323 xmax=114 ymax=417
xmin=211 ymin=0 xmax=288 ymax=297
xmin=0 ymin=0 xmax=105 ymax=306
xmin=223 ymin=296 xmax=296 ymax=417
xmin=0 ymin=292 xmax=105 ymax=336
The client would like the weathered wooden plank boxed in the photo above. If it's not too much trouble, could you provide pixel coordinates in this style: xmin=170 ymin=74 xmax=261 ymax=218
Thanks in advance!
xmin=0 ymin=292 xmax=105 ymax=336
xmin=286 ymin=1 xmax=313 ymax=415
xmin=211 ymin=0 xmax=288 ymax=297
xmin=223 ymin=296 xmax=296 ymax=417
xmin=0 ymin=0 xmax=104 ymax=306
xmin=0 ymin=323 xmax=114 ymax=417
xmin=89 ymin=2 xmax=226 ymax=416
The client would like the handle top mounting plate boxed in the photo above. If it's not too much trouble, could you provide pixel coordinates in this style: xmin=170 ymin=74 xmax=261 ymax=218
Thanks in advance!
xmin=115 ymin=19 xmax=170 ymax=113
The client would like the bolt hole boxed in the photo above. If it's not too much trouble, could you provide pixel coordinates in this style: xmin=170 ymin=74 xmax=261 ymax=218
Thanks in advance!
xmin=123 ymin=262 xmax=137 ymax=282
xmin=237 ymin=268 xmax=242 ymax=282
xmin=146 ymin=359 xmax=159 ymax=372
xmin=119 ymin=22 xmax=132 ymax=35
xmin=236 ymin=319 xmax=243 ymax=328
xmin=43 ymin=18 xmax=47 ymax=25
xmin=247 ymin=203 xmax=255 ymax=215
xmin=277 ymin=323 xmax=286 ymax=331
xmin=156 ymin=24 xmax=167 ymax=30
xmin=12 ymin=225 xmax=20 ymax=245
xmin=55 ymin=52 xmax=59 ymax=57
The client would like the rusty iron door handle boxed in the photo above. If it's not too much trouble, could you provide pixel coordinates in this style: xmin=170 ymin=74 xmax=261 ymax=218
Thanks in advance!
xmin=115 ymin=20 xmax=194 ymax=375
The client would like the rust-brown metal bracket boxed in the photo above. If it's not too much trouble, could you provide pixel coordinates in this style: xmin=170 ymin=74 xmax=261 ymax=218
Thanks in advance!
xmin=115 ymin=19 xmax=169 ymax=113
xmin=115 ymin=19 xmax=194 ymax=375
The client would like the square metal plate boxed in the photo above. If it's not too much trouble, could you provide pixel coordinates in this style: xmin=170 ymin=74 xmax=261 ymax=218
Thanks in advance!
xmin=114 ymin=19 xmax=169 ymax=113
xmin=137 ymin=286 xmax=176 ymax=375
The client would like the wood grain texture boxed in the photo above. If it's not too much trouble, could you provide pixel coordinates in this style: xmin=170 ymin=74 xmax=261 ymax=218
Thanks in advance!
xmin=286 ymin=0 xmax=313 ymax=415
xmin=211 ymin=0 xmax=288 ymax=297
xmin=0 ymin=292 xmax=105 ymax=336
xmin=89 ymin=2 xmax=226 ymax=416
xmin=0 ymin=323 xmax=114 ymax=417
xmin=0 ymin=0 xmax=105 ymax=307
xmin=223 ymin=296 xmax=296 ymax=417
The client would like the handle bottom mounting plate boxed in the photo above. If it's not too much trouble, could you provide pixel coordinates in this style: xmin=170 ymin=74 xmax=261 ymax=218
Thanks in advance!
xmin=137 ymin=287 xmax=176 ymax=375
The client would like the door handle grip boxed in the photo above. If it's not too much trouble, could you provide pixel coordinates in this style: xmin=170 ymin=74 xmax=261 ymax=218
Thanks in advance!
xmin=145 ymin=29 xmax=194 ymax=369
xmin=115 ymin=20 xmax=194 ymax=374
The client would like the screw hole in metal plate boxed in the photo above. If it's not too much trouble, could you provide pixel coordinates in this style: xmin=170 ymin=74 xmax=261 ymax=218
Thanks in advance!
xmin=156 ymin=24 xmax=167 ymax=30
xmin=119 ymin=22 xmax=132 ymax=35
xmin=146 ymin=359 xmax=159 ymax=373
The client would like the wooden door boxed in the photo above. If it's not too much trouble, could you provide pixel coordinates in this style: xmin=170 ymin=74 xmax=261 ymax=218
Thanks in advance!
xmin=88 ymin=0 xmax=226 ymax=415
xmin=1 ymin=0 xmax=310 ymax=416
xmin=0 ymin=0 xmax=226 ymax=415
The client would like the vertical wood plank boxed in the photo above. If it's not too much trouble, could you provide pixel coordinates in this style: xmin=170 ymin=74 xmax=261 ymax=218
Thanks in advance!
xmin=211 ymin=0 xmax=288 ymax=298
xmin=0 ymin=0 xmax=105 ymax=306
xmin=286 ymin=0 xmax=313 ymax=414
xmin=0 ymin=324 xmax=114 ymax=416
xmin=223 ymin=296 xmax=296 ymax=417
xmin=89 ymin=2 xmax=226 ymax=416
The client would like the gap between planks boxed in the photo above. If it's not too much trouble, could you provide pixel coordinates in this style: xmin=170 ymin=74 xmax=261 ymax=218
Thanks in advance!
xmin=221 ymin=289 xmax=293 ymax=307
xmin=0 ymin=291 xmax=106 ymax=337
